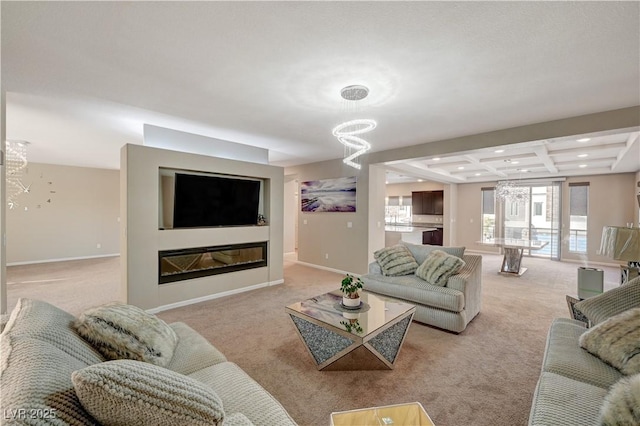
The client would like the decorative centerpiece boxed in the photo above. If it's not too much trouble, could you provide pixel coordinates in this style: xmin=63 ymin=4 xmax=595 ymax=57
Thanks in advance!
xmin=340 ymin=274 xmax=364 ymax=309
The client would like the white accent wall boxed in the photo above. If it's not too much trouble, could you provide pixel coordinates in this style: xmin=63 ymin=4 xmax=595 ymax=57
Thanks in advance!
xmin=6 ymin=162 xmax=119 ymax=264
xmin=121 ymin=143 xmax=283 ymax=311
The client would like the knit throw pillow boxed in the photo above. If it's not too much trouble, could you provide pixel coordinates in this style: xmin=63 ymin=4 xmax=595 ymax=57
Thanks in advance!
xmin=600 ymin=374 xmax=640 ymax=426
xmin=374 ymin=244 xmax=419 ymax=276
xmin=73 ymin=302 xmax=178 ymax=367
xmin=579 ymin=306 xmax=640 ymax=375
xmin=72 ymin=360 xmax=224 ymax=426
xmin=415 ymin=250 xmax=466 ymax=287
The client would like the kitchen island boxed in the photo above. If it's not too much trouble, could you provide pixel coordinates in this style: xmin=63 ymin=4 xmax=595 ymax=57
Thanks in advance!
xmin=385 ymin=224 xmax=438 ymax=246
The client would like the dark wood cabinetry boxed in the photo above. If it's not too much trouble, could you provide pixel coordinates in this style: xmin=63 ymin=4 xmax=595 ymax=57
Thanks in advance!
xmin=411 ymin=190 xmax=444 ymax=215
xmin=422 ymin=228 xmax=443 ymax=246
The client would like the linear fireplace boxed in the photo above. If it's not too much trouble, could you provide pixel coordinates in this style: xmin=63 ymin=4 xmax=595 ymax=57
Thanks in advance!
xmin=159 ymin=242 xmax=268 ymax=284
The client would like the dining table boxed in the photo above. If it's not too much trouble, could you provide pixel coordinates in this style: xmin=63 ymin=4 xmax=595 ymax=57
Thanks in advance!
xmin=476 ymin=238 xmax=549 ymax=276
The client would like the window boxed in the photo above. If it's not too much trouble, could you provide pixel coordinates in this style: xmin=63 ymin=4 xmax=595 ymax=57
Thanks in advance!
xmin=569 ymin=183 xmax=588 ymax=253
xmin=533 ymin=202 xmax=543 ymax=216
xmin=481 ymin=188 xmax=495 ymax=241
xmin=385 ymin=195 xmax=412 ymax=224
xmin=509 ymin=202 xmax=519 ymax=216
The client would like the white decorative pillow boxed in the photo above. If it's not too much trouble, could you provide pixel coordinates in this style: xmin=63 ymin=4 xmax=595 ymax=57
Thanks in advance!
xmin=73 ymin=302 xmax=178 ymax=367
xmin=72 ymin=360 xmax=225 ymax=426
xmin=415 ymin=249 xmax=466 ymax=287
xmin=600 ymin=374 xmax=640 ymax=426
xmin=579 ymin=307 xmax=640 ymax=375
xmin=374 ymin=244 xmax=419 ymax=276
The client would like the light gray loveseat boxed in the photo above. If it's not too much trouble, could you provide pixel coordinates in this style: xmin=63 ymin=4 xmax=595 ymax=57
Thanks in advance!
xmin=0 ymin=298 xmax=297 ymax=426
xmin=528 ymin=276 xmax=640 ymax=425
xmin=361 ymin=242 xmax=482 ymax=333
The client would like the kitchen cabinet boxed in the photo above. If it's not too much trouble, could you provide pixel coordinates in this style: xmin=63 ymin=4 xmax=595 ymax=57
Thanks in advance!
xmin=411 ymin=190 xmax=444 ymax=215
xmin=422 ymin=228 xmax=443 ymax=246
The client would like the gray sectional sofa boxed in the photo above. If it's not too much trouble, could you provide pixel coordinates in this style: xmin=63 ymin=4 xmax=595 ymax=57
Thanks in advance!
xmin=1 ymin=298 xmax=297 ymax=426
xmin=361 ymin=242 xmax=482 ymax=333
xmin=528 ymin=276 xmax=640 ymax=425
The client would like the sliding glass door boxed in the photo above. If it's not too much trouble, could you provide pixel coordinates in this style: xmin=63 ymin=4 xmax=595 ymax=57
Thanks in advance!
xmin=502 ymin=183 xmax=561 ymax=260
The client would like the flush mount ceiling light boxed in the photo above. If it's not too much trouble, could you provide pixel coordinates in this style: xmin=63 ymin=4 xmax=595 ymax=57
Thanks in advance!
xmin=340 ymin=85 xmax=370 ymax=101
xmin=577 ymin=138 xmax=591 ymax=142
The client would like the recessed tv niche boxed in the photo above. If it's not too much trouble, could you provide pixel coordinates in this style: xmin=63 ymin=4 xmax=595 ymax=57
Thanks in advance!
xmin=160 ymin=169 xmax=262 ymax=229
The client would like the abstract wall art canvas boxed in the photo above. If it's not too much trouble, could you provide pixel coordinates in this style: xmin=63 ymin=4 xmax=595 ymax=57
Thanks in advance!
xmin=301 ymin=176 xmax=357 ymax=212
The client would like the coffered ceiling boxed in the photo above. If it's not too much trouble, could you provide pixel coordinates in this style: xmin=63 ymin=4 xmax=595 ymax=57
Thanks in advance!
xmin=385 ymin=131 xmax=640 ymax=184
xmin=2 ymin=2 xmax=639 ymax=178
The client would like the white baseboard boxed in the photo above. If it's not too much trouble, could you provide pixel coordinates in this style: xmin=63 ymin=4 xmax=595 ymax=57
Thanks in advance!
xmin=7 ymin=253 xmax=120 ymax=267
xmin=147 ymin=278 xmax=284 ymax=314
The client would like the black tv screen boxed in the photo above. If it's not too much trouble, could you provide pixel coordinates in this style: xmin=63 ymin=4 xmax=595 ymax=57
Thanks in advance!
xmin=173 ymin=173 xmax=260 ymax=228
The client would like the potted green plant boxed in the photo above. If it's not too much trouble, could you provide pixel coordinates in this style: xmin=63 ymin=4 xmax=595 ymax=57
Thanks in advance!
xmin=341 ymin=274 xmax=364 ymax=308
xmin=340 ymin=313 xmax=363 ymax=334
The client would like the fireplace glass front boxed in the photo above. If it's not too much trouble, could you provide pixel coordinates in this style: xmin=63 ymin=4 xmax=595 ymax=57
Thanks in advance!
xmin=159 ymin=242 xmax=268 ymax=284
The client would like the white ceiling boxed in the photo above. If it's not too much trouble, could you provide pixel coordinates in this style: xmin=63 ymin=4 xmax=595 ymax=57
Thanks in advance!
xmin=3 ymin=2 xmax=640 ymax=181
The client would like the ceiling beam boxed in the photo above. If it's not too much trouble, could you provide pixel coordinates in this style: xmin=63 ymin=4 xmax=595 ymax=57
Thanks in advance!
xmin=402 ymin=161 xmax=468 ymax=182
xmin=547 ymin=142 xmax=628 ymax=156
xmin=610 ymin=132 xmax=639 ymax=172
xmin=462 ymin=155 xmax=508 ymax=178
xmin=532 ymin=146 xmax=558 ymax=173
xmin=478 ymin=153 xmax=537 ymax=163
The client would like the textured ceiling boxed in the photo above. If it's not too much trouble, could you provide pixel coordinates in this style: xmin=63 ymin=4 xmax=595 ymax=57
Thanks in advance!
xmin=2 ymin=2 xmax=639 ymax=176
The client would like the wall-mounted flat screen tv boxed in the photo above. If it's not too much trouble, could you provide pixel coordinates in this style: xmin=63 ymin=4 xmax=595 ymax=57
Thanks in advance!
xmin=173 ymin=173 xmax=261 ymax=228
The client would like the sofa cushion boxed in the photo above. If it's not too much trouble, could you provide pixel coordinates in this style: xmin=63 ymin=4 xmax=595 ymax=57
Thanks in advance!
xmin=72 ymin=359 xmax=224 ymax=426
xmin=579 ymin=307 xmax=640 ymax=375
xmin=73 ymin=302 xmax=178 ymax=367
xmin=189 ymin=362 xmax=297 ymax=426
xmin=415 ymin=250 xmax=466 ymax=287
xmin=223 ymin=413 xmax=256 ymax=426
xmin=401 ymin=242 xmax=465 ymax=264
xmin=574 ymin=276 xmax=640 ymax=325
xmin=3 ymin=298 xmax=104 ymax=364
xmin=528 ymin=372 xmax=608 ymax=426
xmin=542 ymin=318 xmax=622 ymax=389
xmin=164 ymin=322 xmax=227 ymax=375
xmin=599 ymin=374 xmax=640 ymax=426
xmin=361 ymin=274 xmax=464 ymax=312
xmin=1 ymin=299 xmax=103 ymax=425
xmin=373 ymin=244 xmax=419 ymax=276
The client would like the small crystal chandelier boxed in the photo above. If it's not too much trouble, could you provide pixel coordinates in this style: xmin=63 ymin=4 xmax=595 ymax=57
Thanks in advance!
xmin=334 ymin=85 xmax=376 ymax=169
xmin=5 ymin=140 xmax=31 ymax=209
xmin=495 ymin=180 xmax=529 ymax=202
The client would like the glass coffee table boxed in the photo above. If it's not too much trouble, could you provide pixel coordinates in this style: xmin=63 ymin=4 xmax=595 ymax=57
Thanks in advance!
xmin=285 ymin=290 xmax=415 ymax=370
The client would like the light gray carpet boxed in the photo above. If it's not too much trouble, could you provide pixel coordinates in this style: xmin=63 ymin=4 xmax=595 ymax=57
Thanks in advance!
xmin=6 ymin=253 xmax=621 ymax=425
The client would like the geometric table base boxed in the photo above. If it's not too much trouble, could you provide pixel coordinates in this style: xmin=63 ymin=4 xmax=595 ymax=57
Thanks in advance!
xmin=500 ymin=247 xmax=526 ymax=276
xmin=288 ymin=312 xmax=414 ymax=371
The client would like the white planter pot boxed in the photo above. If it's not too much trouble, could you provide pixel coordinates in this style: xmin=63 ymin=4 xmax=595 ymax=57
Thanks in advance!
xmin=342 ymin=311 xmax=360 ymax=320
xmin=342 ymin=295 xmax=361 ymax=308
